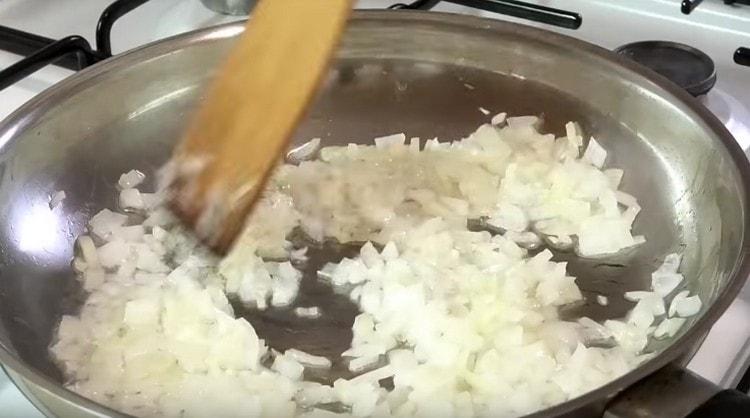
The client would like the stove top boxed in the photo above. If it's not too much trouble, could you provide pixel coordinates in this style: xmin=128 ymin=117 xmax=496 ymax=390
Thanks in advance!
xmin=0 ymin=0 xmax=749 ymax=416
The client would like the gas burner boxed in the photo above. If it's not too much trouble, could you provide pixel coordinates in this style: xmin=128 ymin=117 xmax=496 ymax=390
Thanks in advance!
xmin=615 ymin=41 xmax=717 ymax=97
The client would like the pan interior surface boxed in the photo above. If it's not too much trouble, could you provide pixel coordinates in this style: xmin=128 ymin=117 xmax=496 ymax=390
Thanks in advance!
xmin=0 ymin=12 xmax=745 ymax=418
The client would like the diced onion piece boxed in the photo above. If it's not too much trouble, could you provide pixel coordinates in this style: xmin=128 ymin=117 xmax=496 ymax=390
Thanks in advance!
xmin=487 ymin=203 xmax=528 ymax=232
xmin=76 ymin=235 xmax=99 ymax=267
xmin=624 ymin=291 xmax=665 ymax=316
xmin=565 ymin=121 xmax=583 ymax=148
xmin=506 ymin=115 xmax=539 ymax=129
xmin=652 ymin=271 xmax=683 ymax=297
xmin=291 ymin=247 xmax=309 ymax=262
xmin=546 ymin=234 xmax=573 ymax=250
xmin=294 ymin=306 xmax=321 ymax=319
xmin=272 ymin=353 xmax=305 ymax=380
xmin=287 ymin=138 xmax=321 ymax=163
xmin=578 ymin=316 xmax=613 ymax=340
xmin=578 ymin=217 xmax=642 ymax=257
xmin=491 ymin=112 xmax=507 ymax=126
xmin=504 ymin=230 xmax=542 ymax=249
xmin=49 ymin=190 xmax=66 ymax=209
xmin=615 ymin=191 xmax=639 ymax=210
xmin=669 ymin=290 xmax=689 ymax=317
xmin=671 ymin=293 xmax=702 ymax=318
xmin=582 ymin=137 xmax=606 ymax=168
xmin=117 ymin=169 xmax=146 ymax=189
xmin=117 ymin=225 xmax=145 ymax=242
xmin=604 ymin=169 xmax=624 ymax=189
xmin=348 ymin=355 xmax=381 ymax=373
xmin=89 ymin=209 xmax=128 ymax=240
xmin=627 ymin=300 xmax=655 ymax=329
xmin=119 ymin=188 xmax=145 ymax=210
xmin=285 ymin=349 xmax=332 ymax=369
xmin=373 ymin=133 xmax=406 ymax=149
xmin=349 ymin=365 xmax=395 ymax=384
xmin=624 ymin=291 xmax=654 ymax=302
xmin=96 ymin=239 xmax=130 ymax=269
xmin=270 ymin=262 xmax=301 ymax=307
xmin=654 ymin=317 xmax=686 ymax=339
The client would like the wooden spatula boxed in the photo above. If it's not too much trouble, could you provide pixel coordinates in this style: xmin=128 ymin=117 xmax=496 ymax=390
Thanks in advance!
xmin=166 ymin=0 xmax=351 ymax=253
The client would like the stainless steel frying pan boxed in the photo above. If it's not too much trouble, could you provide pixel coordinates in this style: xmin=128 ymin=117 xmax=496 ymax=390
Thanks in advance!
xmin=0 ymin=11 xmax=749 ymax=418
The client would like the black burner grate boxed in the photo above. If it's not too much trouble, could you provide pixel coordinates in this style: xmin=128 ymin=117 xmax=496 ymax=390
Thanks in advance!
xmin=0 ymin=0 xmax=584 ymax=90
xmin=0 ymin=0 xmax=148 ymax=90
xmin=0 ymin=0 xmax=744 ymax=91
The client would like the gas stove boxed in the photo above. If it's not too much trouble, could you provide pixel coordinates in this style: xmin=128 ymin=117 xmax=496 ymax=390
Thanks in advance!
xmin=0 ymin=0 xmax=749 ymax=416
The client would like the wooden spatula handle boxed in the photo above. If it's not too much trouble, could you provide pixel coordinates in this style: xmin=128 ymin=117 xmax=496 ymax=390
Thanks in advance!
xmin=168 ymin=0 xmax=351 ymax=253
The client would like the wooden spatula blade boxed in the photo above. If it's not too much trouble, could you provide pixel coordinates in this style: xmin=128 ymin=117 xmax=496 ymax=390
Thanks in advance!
xmin=167 ymin=0 xmax=351 ymax=253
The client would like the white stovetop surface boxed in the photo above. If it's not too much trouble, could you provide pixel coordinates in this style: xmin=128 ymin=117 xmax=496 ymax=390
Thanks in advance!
xmin=1 ymin=0 xmax=750 ymax=416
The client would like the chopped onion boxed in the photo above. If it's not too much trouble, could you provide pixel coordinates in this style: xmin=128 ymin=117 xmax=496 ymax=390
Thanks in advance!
xmin=119 ymin=188 xmax=145 ymax=210
xmin=348 ymin=355 xmax=381 ymax=373
xmin=285 ymin=349 xmax=332 ymax=369
xmin=578 ymin=217 xmax=642 ymax=257
xmin=273 ymin=353 xmax=305 ymax=380
xmin=491 ymin=112 xmax=507 ymax=126
xmin=504 ymin=230 xmax=542 ymax=249
xmin=270 ymin=262 xmax=301 ymax=307
xmin=506 ymin=115 xmax=539 ymax=128
xmin=651 ymin=254 xmax=683 ymax=299
xmin=118 ymin=169 xmax=146 ymax=189
xmin=652 ymin=272 xmax=683 ymax=297
xmin=615 ymin=191 xmax=640 ymax=210
xmin=487 ymin=202 xmax=528 ymax=232
xmin=565 ymin=121 xmax=583 ymax=148
xmin=75 ymin=235 xmax=97 ymax=264
xmin=53 ymin=114 xmax=672 ymax=418
xmin=88 ymin=209 xmax=127 ymax=240
xmin=287 ymin=138 xmax=321 ymax=164
xmin=291 ymin=247 xmax=309 ymax=262
xmin=582 ymin=137 xmax=607 ymax=168
xmin=668 ymin=290 xmax=686 ymax=316
xmin=294 ymin=306 xmax=322 ymax=319
xmin=670 ymin=292 xmax=702 ymax=318
xmin=373 ymin=133 xmax=406 ymax=149
xmin=654 ymin=317 xmax=686 ymax=339
xmin=49 ymin=190 xmax=66 ymax=209
xmin=604 ymin=169 xmax=624 ymax=189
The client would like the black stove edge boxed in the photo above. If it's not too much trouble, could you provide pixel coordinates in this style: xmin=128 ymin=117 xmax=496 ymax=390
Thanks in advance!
xmin=736 ymin=47 xmax=750 ymax=67
xmin=444 ymin=0 xmax=581 ymax=29
xmin=684 ymin=0 xmax=750 ymax=14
